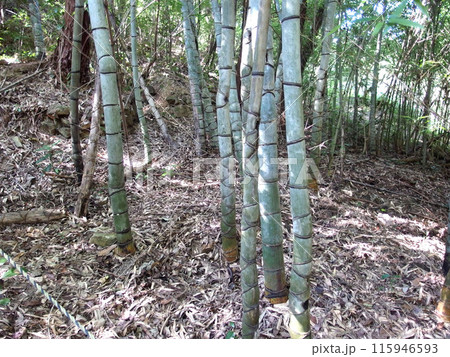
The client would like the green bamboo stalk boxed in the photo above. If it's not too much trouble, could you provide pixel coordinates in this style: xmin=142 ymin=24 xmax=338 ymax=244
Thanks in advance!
xmin=274 ymin=58 xmax=283 ymax=107
xmin=240 ymin=0 xmax=271 ymax=339
xmin=201 ymin=79 xmax=218 ymax=147
xmin=240 ymin=28 xmax=252 ymax=133
xmin=311 ymin=0 xmax=338 ymax=165
xmin=130 ymin=0 xmax=151 ymax=165
xmin=230 ymin=66 xmax=243 ymax=174
xmin=208 ymin=0 xmax=221 ymax=149
xmin=240 ymin=0 xmax=260 ymax=133
xmin=28 ymin=0 xmax=46 ymax=59
xmin=88 ymin=0 xmax=135 ymax=256
xmin=281 ymin=0 xmax=313 ymax=339
xmin=258 ymin=27 xmax=287 ymax=305
xmin=216 ymin=0 xmax=238 ymax=263
xmin=181 ymin=0 xmax=205 ymax=156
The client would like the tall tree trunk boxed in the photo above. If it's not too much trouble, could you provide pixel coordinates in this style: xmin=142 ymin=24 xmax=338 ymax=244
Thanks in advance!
xmin=69 ymin=0 xmax=85 ymax=184
xmin=211 ymin=0 xmax=221 ymax=59
xmin=240 ymin=0 xmax=259 ymax=132
xmin=240 ymin=0 xmax=271 ymax=339
xmin=130 ymin=0 xmax=151 ymax=165
xmin=350 ymin=31 xmax=368 ymax=148
xmin=311 ymin=0 xmax=337 ymax=165
xmin=28 ymin=0 xmax=46 ymax=60
xmin=208 ymin=0 xmax=222 ymax=149
xmin=421 ymin=0 xmax=440 ymax=165
xmin=353 ymin=64 xmax=359 ymax=145
xmin=54 ymin=0 xmax=75 ymax=85
xmin=80 ymin=9 xmax=91 ymax=84
xmin=181 ymin=0 xmax=205 ymax=156
xmin=152 ymin=0 xmax=160 ymax=62
xmin=88 ymin=0 xmax=135 ymax=256
xmin=258 ymin=27 xmax=287 ymax=305
xmin=300 ymin=1 xmax=325 ymax=75
xmin=281 ymin=0 xmax=313 ymax=339
xmin=368 ymin=12 xmax=385 ymax=155
xmin=216 ymin=0 xmax=238 ymax=263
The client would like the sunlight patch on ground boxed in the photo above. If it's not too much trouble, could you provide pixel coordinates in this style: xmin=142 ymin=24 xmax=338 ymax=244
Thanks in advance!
xmin=394 ymin=233 xmax=444 ymax=256
xmin=343 ymin=241 xmax=381 ymax=260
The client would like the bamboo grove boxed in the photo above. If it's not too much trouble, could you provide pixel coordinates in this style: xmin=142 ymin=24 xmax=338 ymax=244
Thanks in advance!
xmin=3 ymin=0 xmax=449 ymax=337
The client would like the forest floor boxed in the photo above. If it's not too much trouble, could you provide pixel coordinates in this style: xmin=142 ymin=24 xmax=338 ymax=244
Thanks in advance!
xmin=0 ymin=62 xmax=449 ymax=339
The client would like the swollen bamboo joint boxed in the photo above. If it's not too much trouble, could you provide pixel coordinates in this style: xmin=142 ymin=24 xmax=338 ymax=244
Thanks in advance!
xmin=282 ymin=0 xmax=313 ymax=339
xmin=216 ymin=0 xmax=238 ymax=263
xmin=258 ymin=27 xmax=288 ymax=305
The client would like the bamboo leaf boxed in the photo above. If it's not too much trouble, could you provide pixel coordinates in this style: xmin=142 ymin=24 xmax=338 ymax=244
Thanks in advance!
xmin=328 ymin=24 xmax=340 ymax=36
xmin=36 ymin=144 xmax=53 ymax=152
xmin=36 ymin=141 xmax=59 ymax=152
xmin=353 ymin=16 xmax=377 ymax=24
xmin=391 ymin=0 xmax=408 ymax=17
xmin=372 ymin=21 xmax=384 ymax=37
xmin=414 ymin=0 xmax=429 ymax=18
xmin=0 ymin=257 xmax=6 ymax=264
xmin=44 ymin=163 xmax=53 ymax=172
xmin=35 ymin=153 xmax=51 ymax=164
xmin=0 ymin=298 xmax=11 ymax=306
xmin=387 ymin=16 xmax=424 ymax=29
xmin=2 ymin=268 xmax=18 ymax=279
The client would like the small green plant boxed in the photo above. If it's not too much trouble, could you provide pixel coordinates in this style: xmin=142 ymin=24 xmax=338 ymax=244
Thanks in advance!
xmin=35 ymin=141 xmax=62 ymax=174
xmin=0 ymin=257 xmax=17 ymax=306
xmin=135 ymin=172 xmax=148 ymax=181
xmin=1 ymin=257 xmax=18 ymax=280
xmin=162 ymin=165 xmax=177 ymax=178
xmin=2 ymin=268 xmax=18 ymax=279
xmin=380 ymin=273 xmax=401 ymax=291
xmin=225 ymin=322 xmax=236 ymax=339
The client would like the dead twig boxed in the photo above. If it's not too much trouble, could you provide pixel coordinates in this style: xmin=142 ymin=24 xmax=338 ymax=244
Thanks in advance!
xmin=0 ymin=68 xmax=47 ymax=93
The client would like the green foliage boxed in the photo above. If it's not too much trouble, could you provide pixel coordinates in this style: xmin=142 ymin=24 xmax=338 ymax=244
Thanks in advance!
xmin=35 ymin=141 xmax=62 ymax=174
xmin=0 ymin=10 xmax=33 ymax=57
xmin=0 ymin=258 xmax=18 ymax=307
xmin=387 ymin=16 xmax=423 ymax=29
xmin=225 ymin=322 xmax=236 ymax=339
xmin=381 ymin=273 xmax=402 ymax=288
xmin=413 ymin=0 xmax=429 ymax=17
xmin=0 ymin=298 xmax=11 ymax=306
xmin=0 ymin=0 xmax=65 ymax=58
xmin=161 ymin=165 xmax=177 ymax=178
xmin=353 ymin=0 xmax=426 ymax=37
xmin=2 ymin=268 xmax=18 ymax=279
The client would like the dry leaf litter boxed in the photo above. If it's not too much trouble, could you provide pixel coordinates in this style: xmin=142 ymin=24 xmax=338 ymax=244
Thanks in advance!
xmin=0 ymin=62 xmax=449 ymax=339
